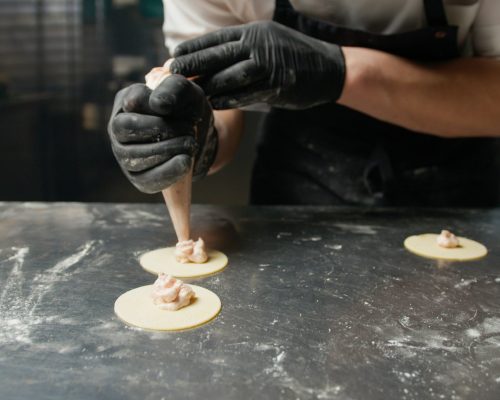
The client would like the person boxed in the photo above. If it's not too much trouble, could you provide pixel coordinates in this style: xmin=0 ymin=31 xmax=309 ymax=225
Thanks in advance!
xmin=108 ymin=0 xmax=500 ymax=207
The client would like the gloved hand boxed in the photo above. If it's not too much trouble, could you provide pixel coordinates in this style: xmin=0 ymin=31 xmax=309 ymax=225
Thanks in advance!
xmin=171 ymin=21 xmax=346 ymax=110
xmin=107 ymin=75 xmax=218 ymax=194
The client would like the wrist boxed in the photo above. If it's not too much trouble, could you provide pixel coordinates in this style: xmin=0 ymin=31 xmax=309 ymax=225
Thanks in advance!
xmin=208 ymin=112 xmax=228 ymax=174
xmin=337 ymin=47 xmax=375 ymax=106
xmin=208 ymin=109 xmax=244 ymax=174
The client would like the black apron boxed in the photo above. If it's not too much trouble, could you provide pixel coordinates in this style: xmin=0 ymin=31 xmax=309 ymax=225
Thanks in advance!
xmin=251 ymin=0 xmax=499 ymax=207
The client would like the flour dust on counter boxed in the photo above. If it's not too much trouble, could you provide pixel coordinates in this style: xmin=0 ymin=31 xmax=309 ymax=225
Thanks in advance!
xmin=0 ymin=240 xmax=99 ymax=347
xmin=2 ymin=203 xmax=500 ymax=400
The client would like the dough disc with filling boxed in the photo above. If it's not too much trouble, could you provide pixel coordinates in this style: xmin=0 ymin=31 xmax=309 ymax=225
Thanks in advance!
xmin=404 ymin=234 xmax=487 ymax=261
xmin=140 ymin=247 xmax=228 ymax=278
xmin=114 ymin=285 xmax=221 ymax=331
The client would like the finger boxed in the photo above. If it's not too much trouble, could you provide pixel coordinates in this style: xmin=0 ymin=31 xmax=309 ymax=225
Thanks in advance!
xmin=112 ymin=113 xmax=195 ymax=143
xmin=197 ymin=59 xmax=266 ymax=96
xmin=149 ymin=74 xmax=206 ymax=119
xmin=126 ymin=154 xmax=193 ymax=194
xmin=173 ymin=26 xmax=242 ymax=57
xmin=122 ymin=83 xmax=154 ymax=114
xmin=110 ymin=86 xmax=130 ymax=118
xmin=112 ymin=136 xmax=196 ymax=172
xmin=209 ymin=81 xmax=275 ymax=109
xmin=170 ymin=42 xmax=248 ymax=78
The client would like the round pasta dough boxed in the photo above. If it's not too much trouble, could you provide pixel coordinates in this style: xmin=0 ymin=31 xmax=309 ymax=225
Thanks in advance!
xmin=140 ymin=247 xmax=228 ymax=278
xmin=404 ymin=234 xmax=487 ymax=261
xmin=114 ymin=285 xmax=221 ymax=331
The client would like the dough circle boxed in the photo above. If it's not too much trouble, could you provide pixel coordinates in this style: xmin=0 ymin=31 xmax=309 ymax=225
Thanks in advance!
xmin=404 ymin=234 xmax=487 ymax=261
xmin=114 ymin=285 xmax=221 ymax=331
xmin=140 ymin=247 xmax=228 ymax=278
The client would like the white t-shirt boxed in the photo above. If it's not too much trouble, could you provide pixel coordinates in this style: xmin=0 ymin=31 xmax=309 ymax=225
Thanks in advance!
xmin=162 ymin=0 xmax=500 ymax=57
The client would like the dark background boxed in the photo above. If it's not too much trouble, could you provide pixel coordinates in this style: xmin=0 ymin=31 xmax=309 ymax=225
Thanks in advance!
xmin=0 ymin=0 xmax=261 ymax=205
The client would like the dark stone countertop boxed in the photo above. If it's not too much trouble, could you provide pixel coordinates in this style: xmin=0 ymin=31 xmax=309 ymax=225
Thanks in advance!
xmin=1 ymin=202 xmax=500 ymax=400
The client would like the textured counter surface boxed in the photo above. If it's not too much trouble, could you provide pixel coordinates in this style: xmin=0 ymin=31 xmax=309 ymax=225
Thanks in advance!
xmin=1 ymin=202 xmax=500 ymax=400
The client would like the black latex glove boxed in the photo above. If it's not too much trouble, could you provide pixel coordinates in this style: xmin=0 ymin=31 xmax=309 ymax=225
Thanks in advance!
xmin=108 ymin=75 xmax=218 ymax=194
xmin=171 ymin=21 xmax=346 ymax=110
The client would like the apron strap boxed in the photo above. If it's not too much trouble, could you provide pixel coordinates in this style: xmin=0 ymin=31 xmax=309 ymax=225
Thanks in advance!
xmin=275 ymin=0 xmax=291 ymax=10
xmin=274 ymin=0 xmax=293 ymax=20
xmin=423 ymin=0 xmax=449 ymax=27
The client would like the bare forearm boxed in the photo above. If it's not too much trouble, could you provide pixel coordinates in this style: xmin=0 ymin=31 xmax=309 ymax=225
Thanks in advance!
xmin=338 ymin=47 xmax=500 ymax=138
xmin=209 ymin=109 xmax=244 ymax=174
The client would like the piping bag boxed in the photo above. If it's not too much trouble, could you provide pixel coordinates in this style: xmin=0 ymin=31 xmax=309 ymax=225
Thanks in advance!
xmin=145 ymin=60 xmax=192 ymax=243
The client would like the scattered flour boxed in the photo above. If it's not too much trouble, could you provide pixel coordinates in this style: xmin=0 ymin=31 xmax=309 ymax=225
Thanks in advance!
xmin=299 ymin=236 xmax=323 ymax=242
xmin=480 ymin=317 xmax=500 ymax=335
xmin=466 ymin=329 xmax=481 ymax=338
xmin=115 ymin=205 xmax=165 ymax=226
xmin=255 ymin=343 xmax=277 ymax=352
xmin=258 ymin=344 xmax=344 ymax=398
xmin=333 ymin=223 xmax=377 ymax=235
xmin=276 ymin=232 xmax=292 ymax=239
xmin=324 ymin=244 xmax=343 ymax=251
xmin=454 ymin=279 xmax=477 ymax=289
xmin=0 ymin=241 xmax=97 ymax=345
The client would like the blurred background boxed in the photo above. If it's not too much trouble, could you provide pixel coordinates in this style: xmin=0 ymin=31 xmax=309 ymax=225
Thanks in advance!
xmin=0 ymin=0 xmax=262 ymax=204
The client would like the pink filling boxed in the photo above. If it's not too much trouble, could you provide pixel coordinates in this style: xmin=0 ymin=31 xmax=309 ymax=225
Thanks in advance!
xmin=145 ymin=59 xmax=173 ymax=90
xmin=175 ymin=238 xmax=208 ymax=264
xmin=437 ymin=230 xmax=460 ymax=248
xmin=151 ymin=273 xmax=195 ymax=311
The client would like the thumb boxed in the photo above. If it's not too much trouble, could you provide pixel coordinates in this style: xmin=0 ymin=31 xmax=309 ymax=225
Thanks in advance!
xmin=149 ymin=74 xmax=207 ymax=120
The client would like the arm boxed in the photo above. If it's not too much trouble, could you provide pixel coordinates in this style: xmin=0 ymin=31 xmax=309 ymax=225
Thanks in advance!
xmin=209 ymin=109 xmax=244 ymax=174
xmin=339 ymin=47 xmax=500 ymax=138
xmin=171 ymin=21 xmax=500 ymax=138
